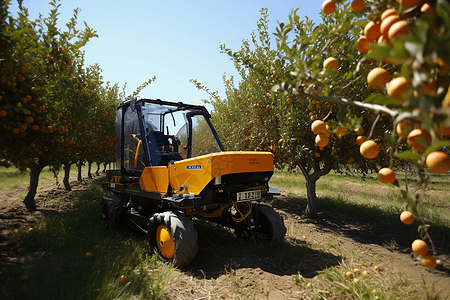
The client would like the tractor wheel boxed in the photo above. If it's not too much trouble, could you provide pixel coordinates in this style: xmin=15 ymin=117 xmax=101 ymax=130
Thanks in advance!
xmin=101 ymin=195 xmax=126 ymax=231
xmin=148 ymin=211 xmax=198 ymax=268
xmin=237 ymin=204 xmax=286 ymax=245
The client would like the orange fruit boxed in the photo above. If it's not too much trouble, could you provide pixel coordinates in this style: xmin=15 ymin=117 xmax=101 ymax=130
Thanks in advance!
xmin=377 ymin=35 xmax=389 ymax=44
xmin=315 ymin=133 xmax=329 ymax=147
xmin=311 ymin=120 xmax=327 ymax=134
xmin=322 ymin=0 xmax=336 ymax=14
xmin=407 ymin=128 xmax=431 ymax=152
xmin=287 ymin=97 xmax=293 ymax=103
xmin=345 ymin=271 xmax=354 ymax=278
xmin=84 ymin=252 xmax=93 ymax=258
xmin=421 ymin=3 xmax=434 ymax=13
xmin=20 ymin=66 xmax=28 ymax=73
xmin=387 ymin=77 xmax=411 ymax=103
xmin=378 ymin=168 xmax=396 ymax=184
xmin=360 ymin=140 xmax=379 ymax=159
xmin=334 ymin=126 xmax=347 ymax=137
xmin=396 ymin=121 xmax=413 ymax=139
xmin=381 ymin=15 xmax=401 ymax=38
xmin=421 ymin=78 xmax=438 ymax=96
xmin=364 ymin=21 xmax=381 ymax=41
xmin=388 ymin=20 xmax=411 ymax=39
xmin=323 ymin=57 xmax=339 ymax=71
xmin=426 ymin=151 xmax=450 ymax=173
xmin=400 ymin=211 xmax=414 ymax=224
xmin=356 ymin=36 xmax=372 ymax=53
xmin=351 ymin=0 xmax=366 ymax=11
xmin=355 ymin=127 xmax=364 ymax=136
xmin=411 ymin=239 xmax=428 ymax=256
xmin=381 ymin=8 xmax=398 ymax=21
xmin=356 ymin=135 xmax=367 ymax=145
xmin=421 ymin=254 xmax=437 ymax=269
xmin=396 ymin=0 xmax=423 ymax=10
xmin=367 ymin=67 xmax=390 ymax=90
xmin=0 ymin=110 xmax=6 ymax=117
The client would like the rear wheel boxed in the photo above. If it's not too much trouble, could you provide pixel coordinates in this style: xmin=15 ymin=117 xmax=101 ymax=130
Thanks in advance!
xmin=148 ymin=211 xmax=198 ymax=268
xmin=236 ymin=204 xmax=286 ymax=245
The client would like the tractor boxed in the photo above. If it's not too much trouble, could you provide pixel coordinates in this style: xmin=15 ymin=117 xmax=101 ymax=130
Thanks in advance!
xmin=101 ymin=97 xmax=286 ymax=268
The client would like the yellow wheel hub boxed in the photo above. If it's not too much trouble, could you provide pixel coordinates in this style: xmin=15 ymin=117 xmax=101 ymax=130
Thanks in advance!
xmin=156 ymin=224 xmax=174 ymax=259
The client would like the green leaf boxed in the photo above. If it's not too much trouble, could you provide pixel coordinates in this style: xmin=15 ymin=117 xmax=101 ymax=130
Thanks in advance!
xmin=364 ymin=93 xmax=402 ymax=106
xmin=396 ymin=151 xmax=422 ymax=160
xmin=424 ymin=140 xmax=450 ymax=156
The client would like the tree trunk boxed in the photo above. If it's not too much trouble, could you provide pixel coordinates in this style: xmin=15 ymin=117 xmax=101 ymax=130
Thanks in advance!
xmin=96 ymin=163 xmax=100 ymax=176
xmin=103 ymin=163 xmax=107 ymax=173
xmin=63 ymin=164 xmax=72 ymax=191
xmin=88 ymin=162 xmax=92 ymax=179
xmin=76 ymin=161 xmax=83 ymax=182
xmin=23 ymin=162 xmax=46 ymax=210
xmin=305 ymin=178 xmax=317 ymax=218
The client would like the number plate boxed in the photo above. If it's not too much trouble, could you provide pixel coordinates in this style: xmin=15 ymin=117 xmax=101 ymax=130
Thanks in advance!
xmin=237 ymin=190 xmax=261 ymax=202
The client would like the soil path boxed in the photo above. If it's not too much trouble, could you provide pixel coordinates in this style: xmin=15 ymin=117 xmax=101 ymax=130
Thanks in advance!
xmin=1 ymin=174 xmax=449 ymax=299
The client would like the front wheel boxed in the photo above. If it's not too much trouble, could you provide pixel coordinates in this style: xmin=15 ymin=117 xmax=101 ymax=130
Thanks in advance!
xmin=148 ymin=211 xmax=198 ymax=268
xmin=236 ymin=204 xmax=286 ymax=245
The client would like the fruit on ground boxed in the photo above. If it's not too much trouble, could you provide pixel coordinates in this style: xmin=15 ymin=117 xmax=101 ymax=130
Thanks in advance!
xmin=323 ymin=57 xmax=339 ymax=71
xmin=411 ymin=239 xmax=428 ymax=256
xmin=378 ymin=168 xmax=396 ymax=184
xmin=311 ymin=120 xmax=327 ymax=134
xmin=374 ymin=265 xmax=381 ymax=271
xmin=362 ymin=270 xmax=370 ymax=276
xmin=407 ymin=128 xmax=431 ymax=152
xmin=426 ymin=151 xmax=450 ymax=174
xmin=367 ymin=67 xmax=390 ymax=89
xmin=345 ymin=271 xmax=353 ymax=278
xmin=322 ymin=0 xmax=336 ymax=14
xmin=400 ymin=211 xmax=414 ymax=225
xmin=364 ymin=21 xmax=381 ymax=41
xmin=387 ymin=77 xmax=412 ymax=103
xmin=360 ymin=140 xmax=379 ymax=159
xmin=421 ymin=253 xmax=437 ymax=269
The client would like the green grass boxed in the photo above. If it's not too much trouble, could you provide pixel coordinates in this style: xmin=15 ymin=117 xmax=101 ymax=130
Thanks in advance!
xmin=270 ymin=170 xmax=450 ymax=231
xmin=2 ymin=185 xmax=176 ymax=300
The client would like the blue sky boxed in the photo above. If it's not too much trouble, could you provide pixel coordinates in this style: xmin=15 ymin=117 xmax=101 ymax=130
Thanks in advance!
xmin=9 ymin=1 xmax=322 ymax=109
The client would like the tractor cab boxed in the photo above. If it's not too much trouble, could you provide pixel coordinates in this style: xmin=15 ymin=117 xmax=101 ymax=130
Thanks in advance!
xmin=115 ymin=98 xmax=223 ymax=174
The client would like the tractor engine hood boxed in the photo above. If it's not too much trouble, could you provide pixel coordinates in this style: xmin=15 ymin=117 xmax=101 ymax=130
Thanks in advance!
xmin=169 ymin=151 xmax=274 ymax=195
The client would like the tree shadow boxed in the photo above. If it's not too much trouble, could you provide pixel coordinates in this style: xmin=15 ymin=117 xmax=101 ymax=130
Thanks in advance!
xmin=186 ymin=219 xmax=342 ymax=279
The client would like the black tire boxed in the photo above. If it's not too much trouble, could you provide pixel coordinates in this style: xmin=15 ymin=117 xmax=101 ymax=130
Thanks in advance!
xmin=237 ymin=204 xmax=286 ymax=245
xmin=148 ymin=211 xmax=198 ymax=268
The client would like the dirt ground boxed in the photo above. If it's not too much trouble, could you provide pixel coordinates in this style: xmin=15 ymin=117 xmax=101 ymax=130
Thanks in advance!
xmin=1 ymin=173 xmax=450 ymax=299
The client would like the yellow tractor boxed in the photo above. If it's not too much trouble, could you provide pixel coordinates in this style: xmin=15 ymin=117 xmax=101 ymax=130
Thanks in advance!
xmin=102 ymin=98 xmax=286 ymax=268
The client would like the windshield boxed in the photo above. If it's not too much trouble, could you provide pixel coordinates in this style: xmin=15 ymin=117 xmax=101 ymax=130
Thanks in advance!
xmin=190 ymin=114 xmax=222 ymax=157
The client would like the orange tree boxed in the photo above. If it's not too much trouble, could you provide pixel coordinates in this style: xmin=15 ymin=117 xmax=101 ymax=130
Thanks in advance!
xmin=197 ymin=1 xmax=450 ymax=269
xmin=0 ymin=0 xmax=98 ymax=208
xmin=196 ymin=8 xmax=393 ymax=218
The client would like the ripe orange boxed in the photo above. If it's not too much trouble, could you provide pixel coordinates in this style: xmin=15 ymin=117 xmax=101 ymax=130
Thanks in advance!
xmin=360 ymin=140 xmax=379 ymax=159
xmin=351 ymin=0 xmax=366 ymax=11
xmin=421 ymin=253 xmax=437 ymax=269
xmin=421 ymin=3 xmax=434 ymax=13
xmin=378 ymin=168 xmax=396 ymax=184
xmin=381 ymin=15 xmax=401 ymax=38
xmin=411 ymin=239 xmax=428 ymax=256
xmin=315 ymin=133 xmax=329 ymax=147
xmin=421 ymin=78 xmax=438 ymax=96
xmin=374 ymin=265 xmax=381 ymax=271
xmin=407 ymin=128 xmax=431 ymax=152
xmin=356 ymin=36 xmax=372 ymax=53
xmin=364 ymin=21 xmax=381 ymax=41
xmin=323 ymin=57 xmax=339 ymax=71
xmin=0 ymin=110 xmax=6 ymax=117
xmin=311 ymin=120 xmax=327 ymax=134
xmin=345 ymin=271 xmax=354 ymax=278
xmin=396 ymin=121 xmax=413 ymax=139
xmin=388 ymin=20 xmax=411 ymax=39
xmin=426 ymin=151 xmax=450 ymax=173
xmin=84 ymin=252 xmax=93 ymax=258
xmin=387 ymin=77 xmax=411 ymax=103
xmin=367 ymin=67 xmax=390 ymax=90
xmin=400 ymin=211 xmax=414 ymax=224
xmin=381 ymin=8 xmax=398 ymax=21
xmin=396 ymin=0 xmax=423 ymax=10
xmin=355 ymin=127 xmax=364 ymax=136
xmin=356 ymin=135 xmax=367 ymax=145
xmin=334 ymin=126 xmax=347 ymax=137
xmin=322 ymin=0 xmax=336 ymax=14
